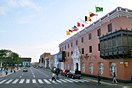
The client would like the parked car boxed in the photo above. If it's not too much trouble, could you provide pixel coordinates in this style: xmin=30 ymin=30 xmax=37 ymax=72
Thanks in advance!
xmin=67 ymin=70 xmax=81 ymax=79
xmin=61 ymin=69 xmax=69 ymax=76
xmin=23 ymin=68 xmax=28 ymax=72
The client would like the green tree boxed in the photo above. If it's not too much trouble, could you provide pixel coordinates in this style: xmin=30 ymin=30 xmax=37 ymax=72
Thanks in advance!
xmin=0 ymin=49 xmax=20 ymax=67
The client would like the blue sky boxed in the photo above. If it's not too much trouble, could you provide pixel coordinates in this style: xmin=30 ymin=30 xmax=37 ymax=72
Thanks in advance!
xmin=0 ymin=0 xmax=132 ymax=62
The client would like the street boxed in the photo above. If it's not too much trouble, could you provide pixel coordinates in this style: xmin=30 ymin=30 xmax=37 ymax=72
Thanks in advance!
xmin=0 ymin=67 xmax=128 ymax=88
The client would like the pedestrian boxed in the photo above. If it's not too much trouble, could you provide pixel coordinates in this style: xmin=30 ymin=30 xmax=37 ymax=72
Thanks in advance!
xmin=5 ymin=68 xmax=8 ymax=75
xmin=14 ymin=67 xmax=16 ymax=73
xmin=97 ymin=74 xmax=101 ymax=85
xmin=55 ymin=68 xmax=60 ymax=79
xmin=52 ymin=73 xmax=56 ymax=81
xmin=112 ymin=72 xmax=118 ymax=83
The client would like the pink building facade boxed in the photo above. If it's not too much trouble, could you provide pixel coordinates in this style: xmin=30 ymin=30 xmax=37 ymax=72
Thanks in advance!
xmin=59 ymin=7 xmax=132 ymax=82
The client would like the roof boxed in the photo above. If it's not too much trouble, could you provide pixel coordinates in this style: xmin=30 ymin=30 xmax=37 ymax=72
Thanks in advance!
xmin=59 ymin=7 xmax=132 ymax=46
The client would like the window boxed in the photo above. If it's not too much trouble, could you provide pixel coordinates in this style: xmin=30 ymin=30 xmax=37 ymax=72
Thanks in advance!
xmin=97 ymin=29 xmax=101 ymax=36
xmin=89 ymin=63 xmax=94 ymax=74
xmin=82 ymin=48 xmax=84 ymax=54
xmin=76 ymin=40 xmax=78 ymax=45
xmin=68 ymin=44 xmax=69 ymax=48
xmin=99 ymin=63 xmax=104 ymax=75
xmin=65 ymin=45 xmax=66 ymax=50
xmin=81 ymin=37 xmax=84 ymax=43
xmin=98 ymin=43 xmax=100 ymax=51
xmin=71 ymin=42 xmax=73 ymax=47
xmin=89 ymin=46 xmax=92 ymax=53
xmin=60 ymin=48 xmax=61 ymax=52
xmin=110 ymin=62 xmax=117 ymax=76
xmin=82 ymin=63 xmax=85 ymax=73
xmin=108 ymin=23 xmax=112 ymax=32
xmin=88 ymin=33 xmax=92 ymax=40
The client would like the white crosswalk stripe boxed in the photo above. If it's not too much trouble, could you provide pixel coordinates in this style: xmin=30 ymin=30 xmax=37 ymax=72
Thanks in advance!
xmin=26 ymin=79 xmax=30 ymax=84
xmin=32 ymin=79 xmax=37 ymax=83
xmin=59 ymin=79 xmax=67 ymax=83
xmin=43 ymin=79 xmax=51 ymax=84
xmin=12 ymin=79 xmax=19 ymax=84
xmin=19 ymin=79 xmax=25 ymax=84
xmin=0 ymin=78 xmax=89 ymax=85
xmin=5 ymin=79 xmax=13 ymax=84
xmin=0 ymin=79 xmax=7 ymax=84
xmin=38 ymin=79 xmax=43 ymax=84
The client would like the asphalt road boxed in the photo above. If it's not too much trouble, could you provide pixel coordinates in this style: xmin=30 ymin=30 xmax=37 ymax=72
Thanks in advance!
xmin=0 ymin=67 xmax=125 ymax=88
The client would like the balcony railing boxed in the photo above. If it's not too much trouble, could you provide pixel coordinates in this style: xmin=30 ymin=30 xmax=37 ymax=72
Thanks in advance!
xmin=100 ymin=46 xmax=132 ymax=59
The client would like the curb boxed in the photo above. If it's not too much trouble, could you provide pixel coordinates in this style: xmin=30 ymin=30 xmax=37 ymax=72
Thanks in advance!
xmin=82 ymin=78 xmax=132 ymax=87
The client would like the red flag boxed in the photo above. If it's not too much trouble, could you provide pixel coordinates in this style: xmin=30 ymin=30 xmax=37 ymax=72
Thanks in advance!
xmin=82 ymin=24 xmax=84 ymax=27
xmin=77 ymin=22 xmax=80 ymax=27
xmin=77 ymin=22 xmax=85 ymax=27
xmin=72 ymin=26 xmax=79 ymax=31
xmin=69 ymin=29 xmax=73 ymax=32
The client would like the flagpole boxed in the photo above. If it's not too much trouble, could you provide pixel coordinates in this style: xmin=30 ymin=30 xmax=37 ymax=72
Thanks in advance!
xmin=95 ymin=5 xmax=98 ymax=21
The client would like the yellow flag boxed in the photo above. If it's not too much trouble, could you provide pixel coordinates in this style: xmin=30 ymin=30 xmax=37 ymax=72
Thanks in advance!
xmin=66 ymin=31 xmax=71 ymax=35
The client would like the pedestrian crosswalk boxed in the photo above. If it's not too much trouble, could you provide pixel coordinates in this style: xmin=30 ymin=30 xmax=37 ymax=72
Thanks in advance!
xmin=0 ymin=78 xmax=89 ymax=85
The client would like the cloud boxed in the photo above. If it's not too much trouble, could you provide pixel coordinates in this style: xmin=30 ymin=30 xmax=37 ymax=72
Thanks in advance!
xmin=0 ymin=0 xmax=43 ymax=15
xmin=113 ymin=0 xmax=132 ymax=9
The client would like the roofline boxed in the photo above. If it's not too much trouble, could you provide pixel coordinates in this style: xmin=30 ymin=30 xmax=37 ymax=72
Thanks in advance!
xmin=59 ymin=7 xmax=132 ymax=46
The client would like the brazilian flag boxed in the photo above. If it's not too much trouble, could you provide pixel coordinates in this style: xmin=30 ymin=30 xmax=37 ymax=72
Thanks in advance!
xmin=96 ymin=7 xmax=103 ymax=12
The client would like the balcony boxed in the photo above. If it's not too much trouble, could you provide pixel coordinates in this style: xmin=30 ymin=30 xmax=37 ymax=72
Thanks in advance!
xmin=99 ymin=29 xmax=132 ymax=59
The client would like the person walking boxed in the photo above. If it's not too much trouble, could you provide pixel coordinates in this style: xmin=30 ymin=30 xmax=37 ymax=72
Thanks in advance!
xmin=55 ymin=68 xmax=60 ymax=79
xmin=97 ymin=74 xmax=101 ymax=85
xmin=112 ymin=72 xmax=118 ymax=83
xmin=52 ymin=73 xmax=56 ymax=81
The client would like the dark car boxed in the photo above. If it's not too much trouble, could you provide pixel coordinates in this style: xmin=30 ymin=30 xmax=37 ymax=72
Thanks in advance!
xmin=67 ymin=70 xmax=81 ymax=79
xmin=61 ymin=69 xmax=69 ymax=76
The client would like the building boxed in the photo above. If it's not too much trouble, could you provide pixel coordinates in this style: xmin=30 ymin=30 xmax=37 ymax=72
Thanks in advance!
xmin=52 ymin=53 xmax=59 ymax=68
xmin=59 ymin=7 xmax=132 ymax=82
xmin=39 ymin=52 xmax=51 ymax=68
xmin=20 ymin=57 xmax=31 ymax=67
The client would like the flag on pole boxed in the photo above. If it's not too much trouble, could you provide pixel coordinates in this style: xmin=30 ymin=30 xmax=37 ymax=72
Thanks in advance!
xmin=85 ymin=16 xmax=91 ymax=22
xmin=89 ymin=12 xmax=98 ymax=17
xmin=66 ymin=31 xmax=71 ymax=35
xmin=72 ymin=25 xmax=79 ymax=31
xmin=96 ymin=7 xmax=103 ymax=12
xmin=77 ymin=22 xmax=85 ymax=27
xmin=68 ymin=29 xmax=73 ymax=33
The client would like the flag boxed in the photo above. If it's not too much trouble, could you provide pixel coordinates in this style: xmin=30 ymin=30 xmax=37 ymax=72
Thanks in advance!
xmin=72 ymin=25 xmax=79 ymax=31
xmin=85 ymin=16 xmax=91 ymax=22
xmin=77 ymin=22 xmax=85 ymax=27
xmin=96 ymin=7 xmax=103 ymax=12
xmin=66 ymin=31 xmax=71 ymax=35
xmin=82 ymin=24 xmax=84 ymax=27
xmin=77 ymin=22 xmax=80 ymax=27
xmin=68 ymin=29 xmax=73 ymax=33
xmin=89 ymin=12 xmax=98 ymax=17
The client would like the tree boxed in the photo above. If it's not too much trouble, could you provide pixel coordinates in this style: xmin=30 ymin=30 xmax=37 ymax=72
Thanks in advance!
xmin=0 ymin=49 xmax=20 ymax=67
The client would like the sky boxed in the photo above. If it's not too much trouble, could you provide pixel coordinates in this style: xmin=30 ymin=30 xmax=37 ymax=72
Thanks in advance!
xmin=0 ymin=0 xmax=132 ymax=62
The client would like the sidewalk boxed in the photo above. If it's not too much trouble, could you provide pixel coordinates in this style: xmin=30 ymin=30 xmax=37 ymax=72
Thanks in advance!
xmin=82 ymin=76 xmax=132 ymax=87
xmin=0 ymin=68 xmax=22 ymax=78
